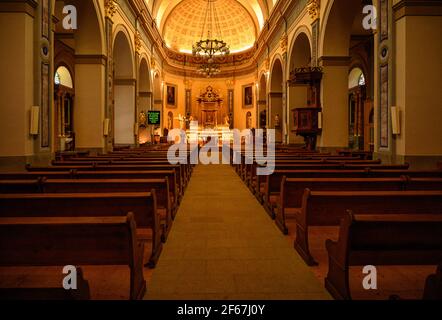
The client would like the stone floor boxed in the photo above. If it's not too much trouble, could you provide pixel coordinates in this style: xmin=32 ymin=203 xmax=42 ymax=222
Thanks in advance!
xmin=145 ymin=164 xmax=331 ymax=300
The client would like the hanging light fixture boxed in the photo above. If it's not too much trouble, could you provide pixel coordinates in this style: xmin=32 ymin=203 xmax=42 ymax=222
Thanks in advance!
xmin=197 ymin=63 xmax=221 ymax=78
xmin=193 ymin=0 xmax=229 ymax=77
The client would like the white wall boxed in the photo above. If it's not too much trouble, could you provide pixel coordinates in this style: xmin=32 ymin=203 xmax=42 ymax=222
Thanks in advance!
xmin=114 ymin=85 xmax=135 ymax=145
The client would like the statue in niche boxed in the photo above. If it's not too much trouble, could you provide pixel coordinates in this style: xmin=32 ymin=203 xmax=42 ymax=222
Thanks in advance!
xmin=274 ymin=113 xmax=281 ymax=128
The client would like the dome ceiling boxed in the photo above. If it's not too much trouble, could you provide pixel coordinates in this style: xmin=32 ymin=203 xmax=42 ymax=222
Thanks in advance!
xmin=162 ymin=0 xmax=257 ymax=54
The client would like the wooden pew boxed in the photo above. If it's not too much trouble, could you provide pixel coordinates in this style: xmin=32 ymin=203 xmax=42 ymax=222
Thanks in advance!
xmin=0 ymin=170 xmax=180 ymax=214
xmin=0 ymin=192 xmax=162 ymax=268
xmin=41 ymin=178 xmax=173 ymax=242
xmin=0 ymin=213 xmax=146 ymax=300
xmin=259 ymin=169 xmax=442 ymax=217
xmin=292 ymin=190 xmax=442 ymax=265
xmin=0 ymin=179 xmax=42 ymax=193
xmin=276 ymin=177 xmax=408 ymax=234
xmin=26 ymin=164 xmax=185 ymax=201
xmin=325 ymin=212 xmax=442 ymax=300
xmin=423 ymin=264 xmax=442 ymax=300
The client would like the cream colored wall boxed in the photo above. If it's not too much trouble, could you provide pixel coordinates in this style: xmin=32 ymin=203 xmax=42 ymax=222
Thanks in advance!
xmin=395 ymin=15 xmax=442 ymax=156
xmin=114 ymin=84 xmax=136 ymax=145
xmin=74 ymin=64 xmax=106 ymax=148
xmin=319 ymin=65 xmax=349 ymax=148
xmin=0 ymin=13 xmax=35 ymax=157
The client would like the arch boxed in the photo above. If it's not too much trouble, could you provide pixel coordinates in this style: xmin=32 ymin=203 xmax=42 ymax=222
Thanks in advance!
xmin=348 ymin=67 xmax=365 ymax=89
xmin=287 ymin=26 xmax=312 ymax=74
xmin=269 ymin=56 xmax=284 ymax=93
xmin=287 ymin=30 xmax=313 ymax=144
xmin=113 ymin=26 xmax=135 ymax=79
xmin=319 ymin=0 xmax=374 ymax=58
xmin=269 ymin=56 xmax=284 ymax=141
xmin=54 ymin=66 xmax=73 ymax=88
xmin=72 ymin=0 xmax=105 ymax=55
xmin=113 ymin=28 xmax=136 ymax=145
xmin=52 ymin=0 xmax=106 ymax=151
xmin=139 ymin=57 xmax=151 ymax=93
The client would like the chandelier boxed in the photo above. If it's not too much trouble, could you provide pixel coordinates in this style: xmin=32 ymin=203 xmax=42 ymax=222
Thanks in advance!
xmin=197 ymin=63 xmax=221 ymax=78
xmin=192 ymin=0 xmax=229 ymax=77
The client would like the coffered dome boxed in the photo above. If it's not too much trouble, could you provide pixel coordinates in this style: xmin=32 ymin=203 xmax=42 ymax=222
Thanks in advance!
xmin=162 ymin=0 xmax=257 ymax=54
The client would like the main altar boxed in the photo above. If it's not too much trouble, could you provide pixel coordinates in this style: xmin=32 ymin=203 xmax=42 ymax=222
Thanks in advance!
xmin=196 ymin=86 xmax=225 ymax=128
xmin=182 ymin=86 xmax=233 ymax=145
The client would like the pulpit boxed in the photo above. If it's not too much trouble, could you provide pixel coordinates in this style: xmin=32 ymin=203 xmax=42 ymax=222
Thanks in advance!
xmin=288 ymin=67 xmax=323 ymax=150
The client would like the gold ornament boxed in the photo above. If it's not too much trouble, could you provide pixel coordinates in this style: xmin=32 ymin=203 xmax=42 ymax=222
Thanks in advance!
xmin=307 ymin=0 xmax=320 ymax=21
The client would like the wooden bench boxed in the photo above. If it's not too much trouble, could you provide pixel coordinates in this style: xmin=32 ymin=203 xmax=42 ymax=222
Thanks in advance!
xmin=0 ymin=192 xmax=162 ymax=268
xmin=276 ymin=177 xmax=408 ymax=234
xmin=0 ymin=213 xmax=145 ymax=300
xmin=325 ymin=212 xmax=442 ymax=300
xmin=423 ymin=264 xmax=442 ymax=300
xmin=293 ymin=190 xmax=442 ymax=265
xmin=259 ymin=169 xmax=442 ymax=218
xmin=0 ymin=170 xmax=180 ymax=215
xmin=26 ymin=164 xmax=184 ymax=203
xmin=41 ymin=178 xmax=173 ymax=242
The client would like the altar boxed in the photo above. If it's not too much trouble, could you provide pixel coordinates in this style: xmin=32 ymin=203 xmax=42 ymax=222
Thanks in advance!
xmin=196 ymin=86 xmax=224 ymax=128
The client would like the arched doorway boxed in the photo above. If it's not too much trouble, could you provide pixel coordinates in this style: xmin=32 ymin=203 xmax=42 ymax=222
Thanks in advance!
xmin=258 ymin=74 xmax=267 ymax=129
xmin=54 ymin=66 xmax=75 ymax=151
xmin=319 ymin=0 xmax=374 ymax=149
xmin=348 ymin=67 xmax=366 ymax=149
xmin=113 ymin=29 xmax=135 ymax=146
xmin=287 ymin=31 xmax=312 ymax=144
xmin=269 ymin=58 xmax=284 ymax=143
xmin=53 ymin=0 xmax=105 ymax=150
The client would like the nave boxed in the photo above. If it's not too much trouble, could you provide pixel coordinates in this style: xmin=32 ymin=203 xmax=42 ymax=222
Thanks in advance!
xmin=146 ymin=164 xmax=330 ymax=300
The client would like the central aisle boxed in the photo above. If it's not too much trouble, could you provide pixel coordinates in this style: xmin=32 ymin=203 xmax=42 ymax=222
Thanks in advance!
xmin=145 ymin=164 xmax=331 ymax=299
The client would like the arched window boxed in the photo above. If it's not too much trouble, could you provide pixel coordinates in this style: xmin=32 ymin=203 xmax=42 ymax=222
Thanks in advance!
xmin=348 ymin=67 xmax=365 ymax=89
xmin=54 ymin=66 xmax=73 ymax=88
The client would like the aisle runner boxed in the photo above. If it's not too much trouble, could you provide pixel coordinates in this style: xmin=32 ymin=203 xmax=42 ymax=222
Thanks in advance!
xmin=145 ymin=164 xmax=331 ymax=300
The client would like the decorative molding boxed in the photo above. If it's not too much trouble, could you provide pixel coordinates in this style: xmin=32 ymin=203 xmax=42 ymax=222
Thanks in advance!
xmin=134 ymin=30 xmax=142 ymax=54
xmin=0 ymin=0 xmax=37 ymax=17
xmin=184 ymin=79 xmax=193 ymax=90
xmin=307 ymin=0 xmax=320 ymax=21
xmin=104 ymin=0 xmax=117 ymax=19
xmin=393 ymin=0 xmax=442 ymax=20
xmin=226 ymin=79 xmax=235 ymax=90
xmin=75 ymin=54 xmax=107 ymax=65
xmin=114 ymin=78 xmax=136 ymax=85
xmin=318 ymin=56 xmax=351 ymax=66
xmin=280 ymin=33 xmax=288 ymax=55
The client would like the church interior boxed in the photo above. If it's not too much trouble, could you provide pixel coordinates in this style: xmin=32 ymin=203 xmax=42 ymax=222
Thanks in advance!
xmin=0 ymin=0 xmax=442 ymax=301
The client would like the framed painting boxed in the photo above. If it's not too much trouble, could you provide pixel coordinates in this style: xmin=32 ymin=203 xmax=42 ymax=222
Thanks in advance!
xmin=166 ymin=84 xmax=177 ymax=108
xmin=243 ymin=84 xmax=253 ymax=108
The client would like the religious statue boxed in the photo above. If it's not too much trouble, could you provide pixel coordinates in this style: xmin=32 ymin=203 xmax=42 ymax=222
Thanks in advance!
xmin=224 ymin=113 xmax=230 ymax=126
xmin=274 ymin=114 xmax=280 ymax=128
xmin=177 ymin=114 xmax=185 ymax=130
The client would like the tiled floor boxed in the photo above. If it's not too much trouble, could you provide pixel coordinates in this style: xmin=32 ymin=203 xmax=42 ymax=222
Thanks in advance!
xmin=145 ymin=164 xmax=331 ymax=300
